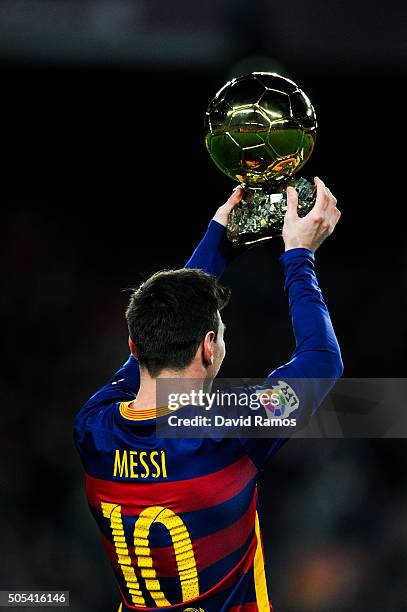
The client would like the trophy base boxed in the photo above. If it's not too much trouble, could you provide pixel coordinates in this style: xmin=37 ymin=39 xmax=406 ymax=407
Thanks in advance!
xmin=227 ymin=177 xmax=316 ymax=247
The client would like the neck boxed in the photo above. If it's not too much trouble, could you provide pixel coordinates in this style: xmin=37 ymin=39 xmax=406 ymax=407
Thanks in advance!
xmin=132 ymin=364 xmax=210 ymax=410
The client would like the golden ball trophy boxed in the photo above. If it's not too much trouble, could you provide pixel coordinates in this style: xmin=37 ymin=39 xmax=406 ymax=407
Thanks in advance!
xmin=205 ymin=73 xmax=317 ymax=246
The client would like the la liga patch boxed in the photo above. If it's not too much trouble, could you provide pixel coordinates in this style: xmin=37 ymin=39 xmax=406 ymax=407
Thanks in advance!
xmin=256 ymin=381 xmax=300 ymax=418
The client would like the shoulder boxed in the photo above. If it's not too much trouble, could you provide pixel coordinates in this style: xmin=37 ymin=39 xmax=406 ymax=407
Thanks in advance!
xmin=74 ymin=386 xmax=136 ymax=436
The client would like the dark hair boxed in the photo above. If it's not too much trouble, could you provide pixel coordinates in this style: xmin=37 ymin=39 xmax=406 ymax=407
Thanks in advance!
xmin=125 ymin=268 xmax=231 ymax=377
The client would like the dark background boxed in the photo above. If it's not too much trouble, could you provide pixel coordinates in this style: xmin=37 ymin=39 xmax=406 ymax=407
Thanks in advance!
xmin=1 ymin=1 xmax=406 ymax=611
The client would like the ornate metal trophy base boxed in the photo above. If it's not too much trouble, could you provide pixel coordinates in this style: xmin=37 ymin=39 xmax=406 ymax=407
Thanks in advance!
xmin=227 ymin=177 xmax=316 ymax=246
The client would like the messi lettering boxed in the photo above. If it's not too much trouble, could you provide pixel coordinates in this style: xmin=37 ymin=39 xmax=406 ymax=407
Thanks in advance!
xmin=113 ymin=449 xmax=168 ymax=479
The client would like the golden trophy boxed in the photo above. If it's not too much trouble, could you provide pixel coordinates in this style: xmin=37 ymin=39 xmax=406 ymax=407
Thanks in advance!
xmin=205 ymin=73 xmax=317 ymax=246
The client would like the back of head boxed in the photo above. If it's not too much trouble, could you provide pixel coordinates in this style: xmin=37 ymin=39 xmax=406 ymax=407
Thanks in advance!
xmin=126 ymin=269 xmax=230 ymax=377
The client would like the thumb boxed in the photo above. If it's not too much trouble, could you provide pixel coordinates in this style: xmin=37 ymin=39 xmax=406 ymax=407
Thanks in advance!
xmin=224 ymin=185 xmax=244 ymax=211
xmin=286 ymin=186 xmax=299 ymax=218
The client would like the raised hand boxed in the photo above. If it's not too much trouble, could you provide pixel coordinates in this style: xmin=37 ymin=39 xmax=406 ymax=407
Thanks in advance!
xmin=282 ymin=177 xmax=341 ymax=252
xmin=212 ymin=186 xmax=244 ymax=227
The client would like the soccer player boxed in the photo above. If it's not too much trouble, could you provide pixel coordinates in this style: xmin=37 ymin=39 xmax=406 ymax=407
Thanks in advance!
xmin=74 ymin=178 xmax=342 ymax=611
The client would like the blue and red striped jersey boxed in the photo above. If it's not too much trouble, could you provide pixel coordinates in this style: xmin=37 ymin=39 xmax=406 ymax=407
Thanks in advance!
xmin=74 ymin=220 xmax=343 ymax=611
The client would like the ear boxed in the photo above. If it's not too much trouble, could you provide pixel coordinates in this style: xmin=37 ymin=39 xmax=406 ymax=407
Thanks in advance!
xmin=202 ymin=330 xmax=215 ymax=367
xmin=129 ymin=337 xmax=138 ymax=359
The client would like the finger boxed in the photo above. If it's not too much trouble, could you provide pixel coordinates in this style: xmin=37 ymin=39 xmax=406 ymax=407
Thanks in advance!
xmin=326 ymin=203 xmax=341 ymax=223
xmin=332 ymin=207 xmax=341 ymax=223
xmin=285 ymin=186 xmax=299 ymax=219
xmin=328 ymin=207 xmax=341 ymax=232
xmin=326 ymin=186 xmax=338 ymax=207
xmin=313 ymin=176 xmax=329 ymax=214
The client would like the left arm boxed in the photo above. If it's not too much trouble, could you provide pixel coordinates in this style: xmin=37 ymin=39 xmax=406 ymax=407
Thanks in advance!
xmin=239 ymin=179 xmax=343 ymax=468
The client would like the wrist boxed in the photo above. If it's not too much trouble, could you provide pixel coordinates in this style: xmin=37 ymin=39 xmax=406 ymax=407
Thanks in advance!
xmin=284 ymin=241 xmax=315 ymax=253
xmin=212 ymin=212 xmax=227 ymax=227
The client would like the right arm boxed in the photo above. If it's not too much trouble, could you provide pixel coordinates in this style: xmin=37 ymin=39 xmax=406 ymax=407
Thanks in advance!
xmin=184 ymin=187 xmax=243 ymax=276
xmin=75 ymin=188 xmax=243 ymax=416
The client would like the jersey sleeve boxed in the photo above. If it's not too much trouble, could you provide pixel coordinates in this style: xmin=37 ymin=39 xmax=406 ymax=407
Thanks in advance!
xmin=240 ymin=248 xmax=344 ymax=470
xmin=184 ymin=219 xmax=236 ymax=276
